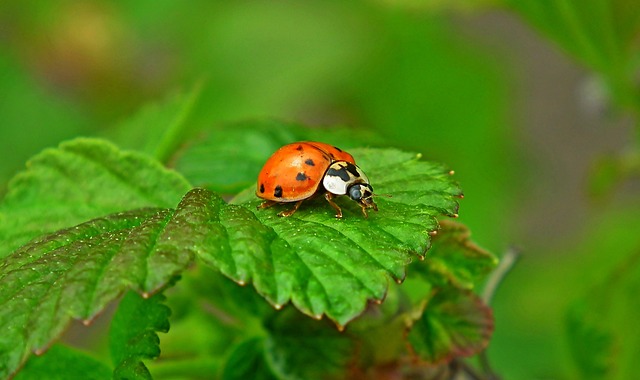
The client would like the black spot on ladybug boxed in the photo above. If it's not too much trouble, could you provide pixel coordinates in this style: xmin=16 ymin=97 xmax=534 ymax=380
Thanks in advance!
xmin=345 ymin=163 xmax=360 ymax=177
xmin=296 ymin=172 xmax=308 ymax=181
xmin=274 ymin=185 xmax=283 ymax=198
xmin=333 ymin=146 xmax=343 ymax=152
xmin=304 ymin=158 xmax=315 ymax=166
xmin=296 ymin=145 xmax=303 ymax=151
xmin=326 ymin=167 xmax=350 ymax=181
xmin=259 ymin=183 xmax=265 ymax=193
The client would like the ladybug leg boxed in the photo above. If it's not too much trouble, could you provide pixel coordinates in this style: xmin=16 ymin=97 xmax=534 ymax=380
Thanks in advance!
xmin=324 ymin=193 xmax=343 ymax=219
xmin=257 ymin=200 xmax=277 ymax=210
xmin=359 ymin=204 xmax=369 ymax=218
xmin=278 ymin=200 xmax=304 ymax=217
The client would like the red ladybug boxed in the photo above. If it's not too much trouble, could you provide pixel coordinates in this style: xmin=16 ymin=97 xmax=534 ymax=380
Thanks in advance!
xmin=256 ymin=142 xmax=378 ymax=218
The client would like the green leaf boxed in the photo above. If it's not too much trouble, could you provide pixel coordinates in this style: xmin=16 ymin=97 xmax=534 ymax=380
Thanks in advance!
xmin=110 ymin=291 xmax=171 ymax=380
xmin=171 ymin=119 xmax=384 ymax=194
xmin=406 ymin=288 xmax=494 ymax=365
xmin=264 ymin=309 xmax=354 ymax=380
xmin=104 ymin=84 xmax=203 ymax=163
xmin=566 ymin=301 xmax=612 ymax=379
xmin=14 ymin=344 xmax=111 ymax=380
xmin=505 ymin=0 xmax=640 ymax=109
xmin=221 ymin=338 xmax=277 ymax=380
xmin=419 ymin=220 xmax=497 ymax=290
xmin=566 ymin=250 xmax=640 ymax=379
xmin=0 ymin=188 xmax=212 ymax=379
xmin=0 ymin=138 xmax=191 ymax=259
xmin=199 ymin=148 xmax=461 ymax=327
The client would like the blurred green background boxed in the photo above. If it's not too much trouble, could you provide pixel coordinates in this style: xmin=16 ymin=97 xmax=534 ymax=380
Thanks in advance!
xmin=1 ymin=1 xmax=639 ymax=378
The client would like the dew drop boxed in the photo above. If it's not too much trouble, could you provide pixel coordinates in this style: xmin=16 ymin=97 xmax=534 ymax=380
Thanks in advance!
xmin=237 ymin=280 xmax=246 ymax=286
xmin=82 ymin=319 xmax=92 ymax=326
xmin=448 ymin=170 xmax=455 ymax=175
xmin=142 ymin=292 xmax=150 ymax=299
xmin=274 ymin=304 xmax=283 ymax=310
xmin=395 ymin=278 xmax=403 ymax=285
xmin=428 ymin=230 xmax=438 ymax=236
xmin=314 ymin=314 xmax=322 ymax=320
xmin=336 ymin=324 xmax=345 ymax=332
xmin=452 ymin=213 xmax=459 ymax=218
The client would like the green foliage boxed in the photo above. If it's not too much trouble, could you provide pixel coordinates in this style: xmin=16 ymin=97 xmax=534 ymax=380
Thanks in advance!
xmin=407 ymin=288 xmax=494 ymax=364
xmin=221 ymin=338 xmax=276 ymax=380
xmin=264 ymin=309 xmax=354 ymax=380
xmin=0 ymin=128 xmax=495 ymax=379
xmin=2 ymin=1 xmax=640 ymax=378
xmin=172 ymin=119 xmax=384 ymax=194
xmin=0 ymin=138 xmax=191 ymax=259
xmin=505 ymin=0 xmax=640 ymax=111
xmin=105 ymin=84 xmax=204 ymax=163
xmin=566 ymin=250 xmax=640 ymax=380
xmin=110 ymin=291 xmax=171 ymax=380
xmin=15 ymin=344 xmax=111 ymax=380
xmin=224 ymin=148 xmax=462 ymax=326
xmin=0 ymin=187 xmax=213 ymax=378
xmin=418 ymin=220 xmax=498 ymax=290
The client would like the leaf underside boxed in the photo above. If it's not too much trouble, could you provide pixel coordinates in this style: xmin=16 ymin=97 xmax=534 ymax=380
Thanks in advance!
xmin=421 ymin=220 xmax=497 ymax=290
xmin=14 ymin=344 xmax=111 ymax=380
xmin=407 ymin=288 xmax=494 ymax=365
xmin=110 ymin=291 xmax=172 ymax=380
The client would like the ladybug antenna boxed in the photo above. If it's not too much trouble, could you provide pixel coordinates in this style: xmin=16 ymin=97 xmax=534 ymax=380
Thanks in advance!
xmin=372 ymin=193 xmax=392 ymax=198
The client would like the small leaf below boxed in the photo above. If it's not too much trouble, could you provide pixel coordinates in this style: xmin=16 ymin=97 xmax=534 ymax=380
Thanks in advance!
xmin=406 ymin=288 xmax=494 ymax=365
xmin=264 ymin=309 xmax=354 ymax=380
xmin=221 ymin=338 xmax=277 ymax=380
xmin=419 ymin=220 xmax=497 ymax=290
xmin=110 ymin=291 xmax=172 ymax=380
xmin=14 ymin=344 xmax=111 ymax=380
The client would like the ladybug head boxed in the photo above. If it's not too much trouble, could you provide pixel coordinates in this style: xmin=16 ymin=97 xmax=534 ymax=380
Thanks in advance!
xmin=348 ymin=183 xmax=378 ymax=215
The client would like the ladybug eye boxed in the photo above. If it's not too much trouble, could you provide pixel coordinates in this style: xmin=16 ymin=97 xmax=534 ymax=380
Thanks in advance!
xmin=348 ymin=186 xmax=362 ymax=201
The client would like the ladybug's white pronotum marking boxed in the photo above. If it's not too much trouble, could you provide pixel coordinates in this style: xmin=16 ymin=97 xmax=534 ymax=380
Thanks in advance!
xmin=322 ymin=161 xmax=369 ymax=195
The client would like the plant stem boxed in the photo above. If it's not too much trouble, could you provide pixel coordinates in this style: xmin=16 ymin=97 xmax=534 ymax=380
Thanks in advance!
xmin=482 ymin=246 xmax=522 ymax=305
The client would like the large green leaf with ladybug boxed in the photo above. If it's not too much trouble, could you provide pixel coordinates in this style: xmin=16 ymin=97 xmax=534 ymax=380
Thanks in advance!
xmin=223 ymin=147 xmax=462 ymax=326
xmin=0 ymin=136 xmax=477 ymax=377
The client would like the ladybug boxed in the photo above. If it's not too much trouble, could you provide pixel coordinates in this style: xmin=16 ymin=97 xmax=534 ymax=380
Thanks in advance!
xmin=256 ymin=142 xmax=378 ymax=218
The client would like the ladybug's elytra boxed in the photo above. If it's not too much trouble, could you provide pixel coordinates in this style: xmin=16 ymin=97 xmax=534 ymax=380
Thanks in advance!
xmin=256 ymin=142 xmax=378 ymax=218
